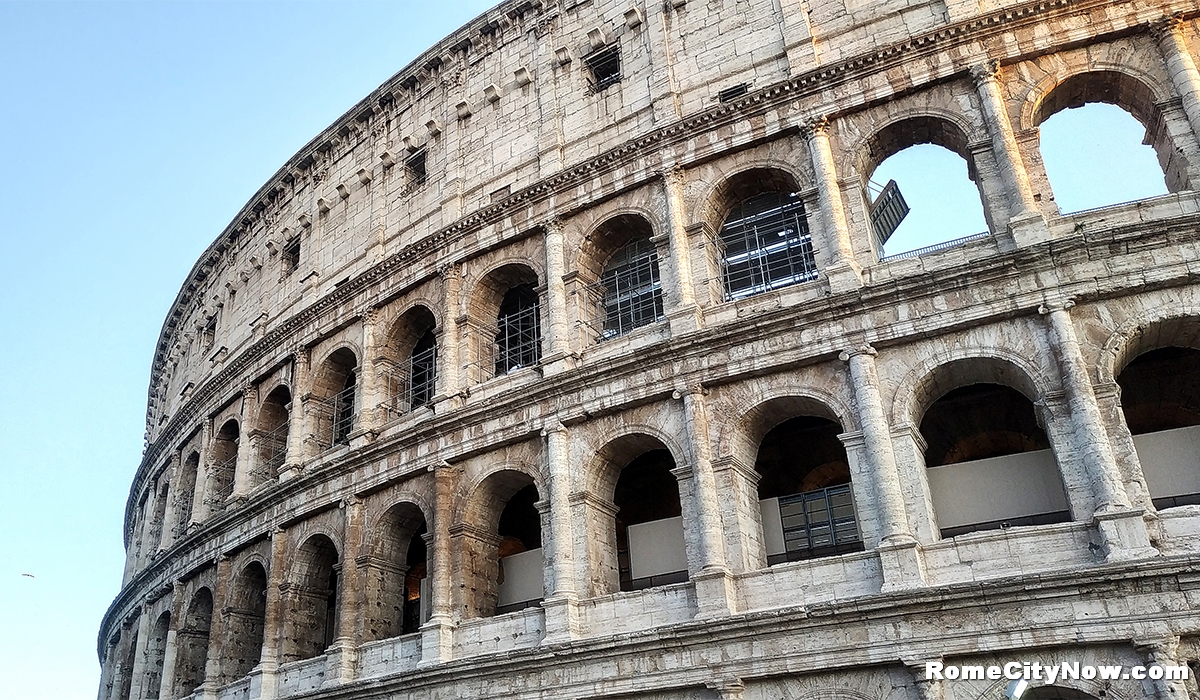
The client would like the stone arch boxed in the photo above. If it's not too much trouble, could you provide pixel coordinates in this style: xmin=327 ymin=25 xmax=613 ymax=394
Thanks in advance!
xmin=457 ymin=466 xmax=544 ymax=619
xmin=363 ymin=499 xmax=430 ymax=641
xmin=209 ymin=418 xmax=240 ymax=503
xmin=462 ymin=261 xmax=542 ymax=383
xmin=142 ymin=611 xmax=170 ymax=700
xmin=723 ymin=387 xmax=857 ymax=469
xmin=220 ymin=560 xmax=267 ymax=683
xmin=582 ymin=422 xmax=689 ymax=497
xmin=736 ymin=394 xmax=863 ymax=564
xmin=381 ymin=304 xmax=439 ymax=415
xmin=852 ymin=112 xmax=997 ymax=247
xmin=1105 ymin=313 xmax=1200 ymax=510
xmin=890 ymin=346 xmax=1052 ymax=427
xmin=281 ymin=533 xmax=340 ymax=662
xmin=1024 ymin=67 xmax=1189 ymax=192
xmin=903 ymin=354 xmax=1072 ymax=538
xmin=254 ymin=383 xmax=291 ymax=483
xmin=692 ymin=159 xmax=812 ymax=231
xmin=312 ymin=346 xmax=359 ymax=449
xmin=700 ymin=166 xmax=822 ymax=301
xmin=576 ymin=213 xmax=665 ymax=341
xmin=172 ymin=587 xmax=213 ymax=699
xmin=583 ymin=432 xmax=688 ymax=594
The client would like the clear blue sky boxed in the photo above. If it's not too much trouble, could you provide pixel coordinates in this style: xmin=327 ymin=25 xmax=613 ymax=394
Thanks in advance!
xmin=0 ymin=3 xmax=1169 ymax=699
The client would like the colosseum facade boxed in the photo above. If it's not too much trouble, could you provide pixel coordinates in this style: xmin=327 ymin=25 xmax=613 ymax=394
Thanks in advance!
xmin=100 ymin=1 xmax=1200 ymax=699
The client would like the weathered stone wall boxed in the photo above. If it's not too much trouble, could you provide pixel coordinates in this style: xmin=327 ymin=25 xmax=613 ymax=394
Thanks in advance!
xmin=101 ymin=1 xmax=1200 ymax=699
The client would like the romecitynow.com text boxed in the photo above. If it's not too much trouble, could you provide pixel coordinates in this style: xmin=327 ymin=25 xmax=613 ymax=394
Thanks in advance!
xmin=925 ymin=662 xmax=1190 ymax=682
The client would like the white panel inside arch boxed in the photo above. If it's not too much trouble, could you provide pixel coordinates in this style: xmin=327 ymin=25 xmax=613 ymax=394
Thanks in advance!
xmin=1134 ymin=425 xmax=1200 ymax=500
xmin=927 ymin=449 xmax=1068 ymax=529
xmin=497 ymin=548 xmax=544 ymax=607
xmin=628 ymin=516 xmax=688 ymax=581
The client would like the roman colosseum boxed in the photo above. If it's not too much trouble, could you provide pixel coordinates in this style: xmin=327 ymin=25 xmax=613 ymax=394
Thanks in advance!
xmin=99 ymin=1 xmax=1200 ymax=699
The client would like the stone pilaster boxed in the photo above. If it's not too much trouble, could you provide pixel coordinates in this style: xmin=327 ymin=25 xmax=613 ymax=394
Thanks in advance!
xmin=281 ymin=348 xmax=310 ymax=481
xmin=156 ymin=582 xmax=185 ymax=700
xmin=126 ymin=607 xmax=153 ymax=700
xmin=158 ymin=452 xmax=183 ymax=552
xmin=196 ymin=555 xmax=233 ymax=700
xmin=841 ymin=345 xmax=925 ymax=592
xmin=541 ymin=422 xmax=582 ymax=643
xmin=542 ymin=219 xmax=575 ymax=375
xmin=804 ymin=117 xmax=862 ymax=292
xmin=970 ymin=61 xmax=1045 ymax=244
xmin=352 ymin=309 xmax=385 ymax=438
xmin=1039 ymin=300 xmax=1155 ymax=560
xmin=660 ymin=168 xmax=703 ymax=333
xmin=232 ymin=385 xmax=257 ymax=498
xmin=251 ymin=528 xmax=287 ymax=700
xmin=325 ymin=497 xmax=364 ymax=685
xmin=191 ymin=417 xmax=213 ymax=524
xmin=677 ymin=387 xmax=736 ymax=618
xmin=1155 ymin=18 xmax=1200 ymax=155
xmin=420 ymin=462 xmax=457 ymax=665
xmin=436 ymin=263 xmax=464 ymax=403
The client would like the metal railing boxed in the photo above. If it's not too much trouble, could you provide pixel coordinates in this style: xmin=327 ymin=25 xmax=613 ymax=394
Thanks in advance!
xmin=204 ymin=455 xmax=238 ymax=507
xmin=254 ymin=421 xmax=289 ymax=480
xmin=494 ymin=304 xmax=541 ymax=376
xmin=585 ymin=240 xmax=665 ymax=340
xmin=879 ymin=231 xmax=991 ymax=262
xmin=312 ymin=384 xmax=357 ymax=450
xmin=719 ymin=192 xmax=818 ymax=301
xmin=769 ymin=483 xmax=862 ymax=565
xmin=381 ymin=344 xmax=438 ymax=420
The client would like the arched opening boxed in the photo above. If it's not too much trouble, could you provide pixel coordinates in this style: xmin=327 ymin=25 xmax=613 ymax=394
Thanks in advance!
xmin=313 ymin=348 xmax=357 ymax=449
xmin=382 ymin=306 xmax=438 ymax=419
xmin=713 ymin=169 xmax=816 ymax=301
xmin=613 ymin=449 xmax=685 ymax=591
xmin=1118 ymin=345 xmax=1200 ymax=509
xmin=1035 ymin=71 xmax=1182 ymax=213
xmin=141 ymin=612 xmax=170 ymax=699
xmin=174 ymin=451 xmax=200 ymax=537
xmin=495 ymin=285 xmax=541 ymax=376
xmin=861 ymin=117 xmax=991 ymax=258
xmin=364 ymin=502 xmax=428 ymax=641
xmin=221 ymin=561 xmax=267 ymax=683
xmin=255 ymin=385 xmax=291 ymax=484
xmin=755 ymin=414 xmax=862 ymax=564
xmin=208 ymin=419 xmax=239 ymax=508
xmin=580 ymin=215 xmax=664 ymax=340
xmin=466 ymin=264 xmax=541 ymax=383
xmin=459 ymin=470 xmax=543 ymax=618
xmin=172 ymin=588 xmax=212 ymax=698
xmin=917 ymin=365 xmax=1069 ymax=537
xmin=282 ymin=535 xmax=339 ymax=662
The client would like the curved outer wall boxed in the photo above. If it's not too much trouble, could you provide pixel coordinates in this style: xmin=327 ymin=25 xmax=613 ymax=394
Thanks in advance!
xmin=102 ymin=1 xmax=1200 ymax=700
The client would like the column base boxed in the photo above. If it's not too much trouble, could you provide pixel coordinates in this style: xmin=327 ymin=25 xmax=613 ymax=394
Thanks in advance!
xmin=247 ymin=659 xmax=279 ymax=700
xmin=321 ymin=638 xmax=358 ymax=687
xmin=825 ymin=260 xmax=864 ymax=294
xmin=693 ymin=567 xmax=738 ymax=619
xmin=666 ymin=304 xmax=704 ymax=335
xmin=277 ymin=463 xmax=303 ymax=482
xmin=1007 ymin=210 xmax=1049 ymax=248
xmin=418 ymin=615 xmax=456 ymax=666
xmin=540 ymin=594 xmax=582 ymax=645
xmin=878 ymin=537 xmax=926 ymax=594
xmin=1094 ymin=508 xmax=1158 ymax=562
xmin=540 ymin=351 xmax=578 ymax=377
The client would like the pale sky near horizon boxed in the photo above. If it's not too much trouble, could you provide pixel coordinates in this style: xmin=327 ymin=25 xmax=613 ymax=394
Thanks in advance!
xmin=0 ymin=2 xmax=1170 ymax=699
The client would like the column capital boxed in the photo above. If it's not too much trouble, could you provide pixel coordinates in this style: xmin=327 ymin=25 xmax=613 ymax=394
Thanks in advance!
xmin=839 ymin=344 xmax=877 ymax=362
xmin=800 ymin=115 xmax=830 ymax=138
xmin=1038 ymin=297 xmax=1076 ymax=315
xmin=671 ymin=384 xmax=707 ymax=400
xmin=1150 ymin=14 xmax=1186 ymax=42
xmin=969 ymin=59 xmax=1001 ymax=86
xmin=541 ymin=420 xmax=567 ymax=436
xmin=436 ymin=261 xmax=462 ymax=282
xmin=541 ymin=216 xmax=565 ymax=235
xmin=660 ymin=165 xmax=686 ymax=187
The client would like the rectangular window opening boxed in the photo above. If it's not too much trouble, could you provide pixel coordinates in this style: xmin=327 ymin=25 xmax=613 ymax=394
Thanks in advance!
xmin=718 ymin=83 xmax=749 ymax=103
xmin=585 ymin=45 xmax=621 ymax=94
xmin=406 ymin=150 xmax=427 ymax=190
xmin=282 ymin=237 xmax=301 ymax=275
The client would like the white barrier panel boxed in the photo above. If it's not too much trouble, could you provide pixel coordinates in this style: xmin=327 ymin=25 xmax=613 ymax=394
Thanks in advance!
xmin=759 ymin=497 xmax=785 ymax=557
xmin=926 ymin=449 xmax=1067 ymax=529
xmin=497 ymin=547 xmax=544 ymax=607
xmin=1134 ymin=425 xmax=1200 ymax=500
xmin=628 ymin=516 xmax=687 ymax=581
